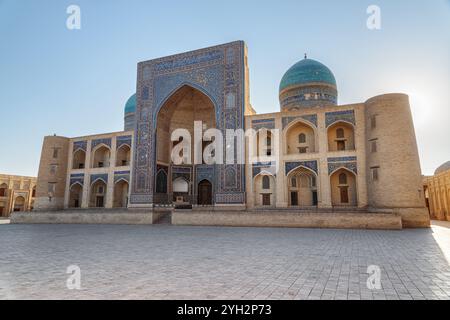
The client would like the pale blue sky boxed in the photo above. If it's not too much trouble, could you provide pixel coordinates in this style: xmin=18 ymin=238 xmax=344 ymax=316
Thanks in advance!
xmin=0 ymin=0 xmax=449 ymax=176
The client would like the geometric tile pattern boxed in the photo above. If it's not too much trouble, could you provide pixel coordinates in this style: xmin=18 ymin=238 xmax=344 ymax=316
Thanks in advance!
xmin=252 ymin=162 xmax=277 ymax=177
xmin=91 ymin=138 xmax=112 ymax=150
xmin=285 ymin=160 xmax=318 ymax=175
xmin=90 ymin=174 xmax=108 ymax=185
xmin=116 ymin=136 xmax=132 ymax=149
xmin=73 ymin=141 xmax=87 ymax=152
xmin=282 ymin=114 xmax=318 ymax=129
xmin=251 ymin=118 xmax=275 ymax=130
xmin=327 ymin=157 xmax=357 ymax=175
xmin=69 ymin=173 xmax=84 ymax=187
xmin=114 ymin=171 xmax=130 ymax=184
xmin=325 ymin=110 xmax=355 ymax=127
xmin=131 ymin=41 xmax=246 ymax=205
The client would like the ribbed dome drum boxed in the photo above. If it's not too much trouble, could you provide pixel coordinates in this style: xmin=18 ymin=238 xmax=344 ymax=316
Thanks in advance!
xmin=124 ymin=93 xmax=136 ymax=131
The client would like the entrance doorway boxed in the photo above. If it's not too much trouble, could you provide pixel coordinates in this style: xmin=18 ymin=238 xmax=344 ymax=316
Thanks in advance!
xmin=290 ymin=192 xmax=298 ymax=206
xmin=198 ymin=180 xmax=212 ymax=205
xmin=340 ymin=187 xmax=349 ymax=204
xmin=96 ymin=196 xmax=104 ymax=208
xmin=262 ymin=194 xmax=271 ymax=206
xmin=312 ymin=191 xmax=318 ymax=206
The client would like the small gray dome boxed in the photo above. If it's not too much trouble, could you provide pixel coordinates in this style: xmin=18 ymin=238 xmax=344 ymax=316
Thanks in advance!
xmin=435 ymin=161 xmax=450 ymax=175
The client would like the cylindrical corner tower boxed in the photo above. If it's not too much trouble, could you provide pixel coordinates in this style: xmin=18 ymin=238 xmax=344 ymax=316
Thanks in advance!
xmin=365 ymin=93 xmax=429 ymax=227
xmin=34 ymin=135 xmax=70 ymax=211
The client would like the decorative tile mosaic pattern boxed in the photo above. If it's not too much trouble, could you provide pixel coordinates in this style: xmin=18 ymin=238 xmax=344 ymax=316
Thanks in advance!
xmin=116 ymin=136 xmax=132 ymax=149
xmin=251 ymin=119 xmax=275 ymax=130
xmin=73 ymin=141 xmax=87 ymax=152
xmin=90 ymin=174 xmax=108 ymax=185
xmin=282 ymin=114 xmax=318 ymax=129
xmin=327 ymin=157 xmax=357 ymax=175
xmin=285 ymin=160 xmax=318 ymax=175
xmin=69 ymin=173 xmax=84 ymax=187
xmin=114 ymin=171 xmax=130 ymax=183
xmin=280 ymin=86 xmax=337 ymax=110
xmin=131 ymin=41 xmax=246 ymax=205
xmin=252 ymin=162 xmax=277 ymax=177
xmin=91 ymin=138 xmax=112 ymax=150
xmin=325 ymin=110 xmax=355 ymax=127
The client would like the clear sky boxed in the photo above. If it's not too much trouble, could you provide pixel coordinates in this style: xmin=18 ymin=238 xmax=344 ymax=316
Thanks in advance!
xmin=0 ymin=0 xmax=449 ymax=176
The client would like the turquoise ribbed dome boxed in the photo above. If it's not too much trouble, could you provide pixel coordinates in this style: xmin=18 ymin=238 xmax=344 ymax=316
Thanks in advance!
xmin=124 ymin=94 xmax=136 ymax=114
xmin=279 ymin=58 xmax=336 ymax=92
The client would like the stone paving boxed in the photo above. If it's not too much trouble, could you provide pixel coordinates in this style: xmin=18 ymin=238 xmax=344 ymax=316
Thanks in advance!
xmin=0 ymin=222 xmax=449 ymax=300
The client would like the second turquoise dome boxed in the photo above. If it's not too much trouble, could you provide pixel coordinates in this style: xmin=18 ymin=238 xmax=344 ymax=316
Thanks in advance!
xmin=279 ymin=58 xmax=336 ymax=92
xmin=124 ymin=93 xmax=136 ymax=114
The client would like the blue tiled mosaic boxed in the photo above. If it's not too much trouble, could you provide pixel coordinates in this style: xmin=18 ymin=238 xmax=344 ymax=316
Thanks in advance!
xmin=327 ymin=156 xmax=357 ymax=163
xmin=327 ymin=157 xmax=357 ymax=175
xmin=70 ymin=173 xmax=84 ymax=186
xmin=114 ymin=171 xmax=130 ymax=183
xmin=90 ymin=173 xmax=108 ymax=185
xmin=325 ymin=110 xmax=355 ymax=127
xmin=285 ymin=160 xmax=318 ymax=175
xmin=116 ymin=135 xmax=132 ymax=149
xmin=252 ymin=162 xmax=277 ymax=177
xmin=251 ymin=118 xmax=275 ymax=130
xmin=91 ymin=138 xmax=112 ymax=150
xmin=282 ymin=114 xmax=318 ymax=129
xmin=73 ymin=141 xmax=87 ymax=152
xmin=195 ymin=165 xmax=215 ymax=185
xmin=131 ymin=41 xmax=246 ymax=205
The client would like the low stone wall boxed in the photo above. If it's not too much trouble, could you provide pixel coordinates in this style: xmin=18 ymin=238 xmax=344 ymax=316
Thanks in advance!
xmin=172 ymin=210 xmax=403 ymax=230
xmin=11 ymin=210 xmax=154 ymax=225
xmin=395 ymin=207 xmax=431 ymax=228
xmin=11 ymin=209 xmax=404 ymax=230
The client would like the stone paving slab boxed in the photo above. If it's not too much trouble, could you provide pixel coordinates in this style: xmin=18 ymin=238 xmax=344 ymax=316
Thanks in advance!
xmin=0 ymin=222 xmax=449 ymax=300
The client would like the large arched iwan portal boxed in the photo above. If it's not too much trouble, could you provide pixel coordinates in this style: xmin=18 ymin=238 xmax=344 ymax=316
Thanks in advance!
xmin=154 ymin=85 xmax=217 ymax=205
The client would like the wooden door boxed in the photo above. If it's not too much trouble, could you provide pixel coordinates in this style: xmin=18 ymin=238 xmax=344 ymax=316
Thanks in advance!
xmin=340 ymin=187 xmax=349 ymax=204
xmin=262 ymin=194 xmax=270 ymax=206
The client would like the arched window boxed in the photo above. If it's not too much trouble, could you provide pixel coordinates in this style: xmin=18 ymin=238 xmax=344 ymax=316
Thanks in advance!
xmin=336 ymin=128 xmax=344 ymax=139
xmin=298 ymin=133 xmax=306 ymax=143
xmin=311 ymin=176 xmax=317 ymax=188
xmin=0 ymin=184 xmax=7 ymax=197
xmin=262 ymin=176 xmax=270 ymax=189
xmin=266 ymin=136 xmax=271 ymax=147
xmin=339 ymin=173 xmax=347 ymax=185
xmin=156 ymin=170 xmax=167 ymax=193
xmin=291 ymin=177 xmax=297 ymax=187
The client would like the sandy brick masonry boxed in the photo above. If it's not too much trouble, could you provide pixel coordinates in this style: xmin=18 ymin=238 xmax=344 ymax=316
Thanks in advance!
xmin=424 ymin=168 xmax=450 ymax=221
xmin=0 ymin=174 xmax=36 ymax=217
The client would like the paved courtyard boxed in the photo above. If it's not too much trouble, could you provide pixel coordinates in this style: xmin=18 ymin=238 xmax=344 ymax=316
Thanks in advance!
xmin=1 ymin=221 xmax=450 ymax=300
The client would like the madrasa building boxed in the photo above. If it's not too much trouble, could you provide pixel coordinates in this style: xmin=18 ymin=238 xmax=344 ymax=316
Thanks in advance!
xmin=23 ymin=41 xmax=430 ymax=229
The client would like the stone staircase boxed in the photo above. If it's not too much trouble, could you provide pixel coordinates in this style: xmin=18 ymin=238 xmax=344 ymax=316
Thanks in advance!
xmin=153 ymin=211 xmax=172 ymax=224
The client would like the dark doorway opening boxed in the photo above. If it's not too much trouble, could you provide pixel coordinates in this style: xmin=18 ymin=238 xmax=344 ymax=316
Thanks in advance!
xmin=291 ymin=192 xmax=298 ymax=206
xmin=198 ymin=180 xmax=212 ymax=205
xmin=262 ymin=194 xmax=271 ymax=206
xmin=96 ymin=196 xmax=104 ymax=208
xmin=312 ymin=191 xmax=318 ymax=206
